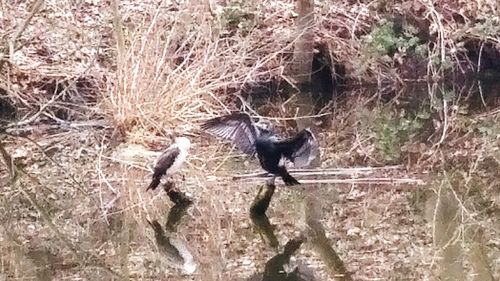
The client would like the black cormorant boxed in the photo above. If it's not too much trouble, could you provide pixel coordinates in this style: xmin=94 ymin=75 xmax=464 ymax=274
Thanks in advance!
xmin=201 ymin=112 xmax=318 ymax=185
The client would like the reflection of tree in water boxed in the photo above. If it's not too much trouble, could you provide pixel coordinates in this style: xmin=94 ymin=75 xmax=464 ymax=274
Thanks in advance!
xmin=302 ymin=196 xmax=352 ymax=281
xmin=248 ymin=182 xmax=352 ymax=281
xmin=147 ymin=184 xmax=196 ymax=275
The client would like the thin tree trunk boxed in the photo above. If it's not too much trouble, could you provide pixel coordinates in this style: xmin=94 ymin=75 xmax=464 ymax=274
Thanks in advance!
xmin=286 ymin=0 xmax=315 ymax=86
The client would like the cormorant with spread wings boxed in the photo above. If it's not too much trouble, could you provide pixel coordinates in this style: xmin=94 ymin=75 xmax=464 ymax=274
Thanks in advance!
xmin=201 ymin=112 xmax=319 ymax=185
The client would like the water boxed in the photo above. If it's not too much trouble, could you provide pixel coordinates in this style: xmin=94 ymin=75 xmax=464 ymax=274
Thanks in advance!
xmin=1 ymin=79 xmax=498 ymax=280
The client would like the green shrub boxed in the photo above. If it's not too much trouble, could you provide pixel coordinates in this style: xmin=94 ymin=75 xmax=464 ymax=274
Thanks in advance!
xmin=360 ymin=105 xmax=430 ymax=163
xmin=363 ymin=19 xmax=424 ymax=58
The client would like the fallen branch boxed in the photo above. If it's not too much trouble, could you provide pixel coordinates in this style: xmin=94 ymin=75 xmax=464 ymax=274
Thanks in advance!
xmin=232 ymin=165 xmax=404 ymax=180
xmin=239 ymin=177 xmax=425 ymax=186
xmin=231 ymin=166 xmax=424 ymax=185
xmin=5 ymin=120 xmax=110 ymax=134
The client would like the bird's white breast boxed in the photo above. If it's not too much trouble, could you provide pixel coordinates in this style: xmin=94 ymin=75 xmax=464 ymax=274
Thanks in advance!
xmin=166 ymin=145 xmax=188 ymax=175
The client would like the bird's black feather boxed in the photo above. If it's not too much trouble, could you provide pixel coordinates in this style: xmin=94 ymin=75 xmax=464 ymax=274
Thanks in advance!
xmin=274 ymin=129 xmax=317 ymax=165
xmin=147 ymin=146 xmax=180 ymax=191
xmin=201 ymin=112 xmax=259 ymax=155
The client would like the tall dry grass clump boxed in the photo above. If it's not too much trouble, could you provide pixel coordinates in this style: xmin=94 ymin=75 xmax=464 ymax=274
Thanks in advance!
xmin=105 ymin=1 xmax=294 ymax=139
xmin=107 ymin=3 xmax=214 ymax=136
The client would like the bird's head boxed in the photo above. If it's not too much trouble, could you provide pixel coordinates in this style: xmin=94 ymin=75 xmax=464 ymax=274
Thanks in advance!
xmin=175 ymin=137 xmax=192 ymax=150
xmin=255 ymin=119 xmax=274 ymax=134
xmin=304 ymin=128 xmax=316 ymax=139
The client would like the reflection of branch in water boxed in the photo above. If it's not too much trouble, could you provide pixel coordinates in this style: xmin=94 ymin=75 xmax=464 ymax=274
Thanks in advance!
xmin=302 ymin=196 xmax=352 ymax=281
xmin=425 ymin=189 xmax=464 ymax=281
xmin=251 ymin=212 xmax=279 ymax=249
xmin=147 ymin=190 xmax=196 ymax=274
xmin=250 ymin=182 xmax=279 ymax=248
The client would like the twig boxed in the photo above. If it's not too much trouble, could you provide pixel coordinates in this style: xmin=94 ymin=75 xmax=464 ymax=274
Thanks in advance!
xmin=437 ymin=98 xmax=448 ymax=145
xmin=6 ymin=77 xmax=82 ymax=129
xmin=5 ymin=120 xmax=110 ymax=134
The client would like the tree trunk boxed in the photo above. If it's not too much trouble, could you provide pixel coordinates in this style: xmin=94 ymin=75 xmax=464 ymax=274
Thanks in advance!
xmin=286 ymin=0 xmax=315 ymax=87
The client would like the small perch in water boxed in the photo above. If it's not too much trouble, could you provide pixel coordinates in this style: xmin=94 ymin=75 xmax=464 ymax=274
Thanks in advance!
xmin=250 ymin=182 xmax=276 ymax=215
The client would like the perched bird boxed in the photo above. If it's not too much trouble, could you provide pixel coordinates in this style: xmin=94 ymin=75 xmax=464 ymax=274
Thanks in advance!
xmin=146 ymin=137 xmax=191 ymax=191
xmin=201 ymin=112 xmax=318 ymax=185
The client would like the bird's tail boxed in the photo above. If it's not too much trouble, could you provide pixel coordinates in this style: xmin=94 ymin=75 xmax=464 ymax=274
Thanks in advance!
xmin=146 ymin=176 xmax=161 ymax=191
xmin=277 ymin=166 xmax=300 ymax=185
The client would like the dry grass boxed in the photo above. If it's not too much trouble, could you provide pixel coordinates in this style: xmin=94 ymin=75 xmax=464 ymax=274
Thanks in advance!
xmin=0 ymin=0 xmax=499 ymax=280
xmin=104 ymin=1 xmax=306 ymax=139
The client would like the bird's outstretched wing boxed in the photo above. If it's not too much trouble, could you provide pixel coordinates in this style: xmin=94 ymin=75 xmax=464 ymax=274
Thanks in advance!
xmin=292 ymin=130 xmax=319 ymax=167
xmin=200 ymin=112 xmax=259 ymax=155
xmin=274 ymin=129 xmax=319 ymax=168
xmin=147 ymin=146 xmax=180 ymax=191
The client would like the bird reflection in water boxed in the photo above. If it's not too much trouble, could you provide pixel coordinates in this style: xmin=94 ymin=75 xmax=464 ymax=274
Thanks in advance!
xmin=262 ymin=237 xmax=315 ymax=281
xmin=147 ymin=182 xmax=196 ymax=275
xmin=246 ymin=236 xmax=315 ymax=281
xmin=248 ymin=181 xmax=316 ymax=281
